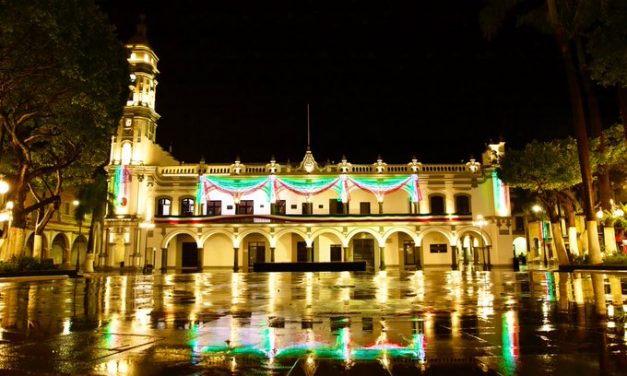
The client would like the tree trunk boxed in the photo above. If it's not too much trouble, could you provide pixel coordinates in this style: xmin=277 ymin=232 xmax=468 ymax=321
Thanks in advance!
xmin=563 ymin=198 xmax=579 ymax=256
xmin=5 ymin=227 xmax=25 ymax=259
xmin=577 ymin=40 xmax=612 ymax=212
xmin=555 ymin=36 xmax=602 ymax=263
xmin=551 ymin=222 xmax=570 ymax=265
xmin=544 ymin=195 xmax=571 ymax=266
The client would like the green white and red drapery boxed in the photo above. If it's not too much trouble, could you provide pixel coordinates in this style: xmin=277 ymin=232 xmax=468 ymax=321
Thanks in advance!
xmin=195 ymin=174 xmax=422 ymax=206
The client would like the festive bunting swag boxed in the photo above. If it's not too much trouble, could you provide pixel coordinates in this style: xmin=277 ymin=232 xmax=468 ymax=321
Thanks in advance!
xmin=197 ymin=174 xmax=422 ymax=205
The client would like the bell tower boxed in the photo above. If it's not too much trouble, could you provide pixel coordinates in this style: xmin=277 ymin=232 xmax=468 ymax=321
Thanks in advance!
xmin=110 ymin=15 xmax=160 ymax=168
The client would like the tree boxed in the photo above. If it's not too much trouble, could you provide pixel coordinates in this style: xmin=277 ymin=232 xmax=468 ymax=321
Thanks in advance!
xmin=0 ymin=0 xmax=128 ymax=258
xmin=499 ymin=139 xmax=581 ymax=265
xmin=480 ymin=0 xmax=603 ymax=263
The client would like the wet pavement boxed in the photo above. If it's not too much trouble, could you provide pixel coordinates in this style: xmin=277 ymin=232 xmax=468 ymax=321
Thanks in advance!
xmin=0 ymin=269 xmax=625 ymax=375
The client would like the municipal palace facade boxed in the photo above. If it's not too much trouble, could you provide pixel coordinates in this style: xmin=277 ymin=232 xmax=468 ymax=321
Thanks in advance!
xmin=101 ymin=27 xmax=514 ymax=272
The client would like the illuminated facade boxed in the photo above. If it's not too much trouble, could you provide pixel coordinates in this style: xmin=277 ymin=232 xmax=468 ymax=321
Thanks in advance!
xmin=102 ymin=27 xmax=513 ymax=271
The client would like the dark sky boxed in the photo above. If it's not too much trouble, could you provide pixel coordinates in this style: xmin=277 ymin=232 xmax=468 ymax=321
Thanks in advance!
xmin=99 ymin=0 xmax=618 ymax=165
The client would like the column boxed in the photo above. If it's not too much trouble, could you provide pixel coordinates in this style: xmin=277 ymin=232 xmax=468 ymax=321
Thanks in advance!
xmin=233 ymin=247 xmax=239 ymax=272
xmin=134 ymin=227 xmax=142 ymax=267
xmin=343 ymin=246 xmax=351 ymax=262
xmin=378 ymin=201 xmax=383 ymax=214
xmin=197 ymin=247 xmax=203 ymax=270
xmin=161 ymin=247 xmax=168 ymax=272
xmin=451 ymin=245 xmax=457 ymax=270
xmin=306 ymin=246 xmax=313 ymax=262
xmin=486 ymin=245 xmax=492 ymax=269
xmin=415 ymin=246 xmax=422 ymax=269
xmin=379 ymin=245 xmax=386 ymax=270
xmin=270 ymin=247 xmax=275 ymax=262
xmin=63 ymin=248 xmax=71 ymax=269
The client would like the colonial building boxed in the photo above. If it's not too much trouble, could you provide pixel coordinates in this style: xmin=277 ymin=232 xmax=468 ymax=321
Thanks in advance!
xmin=102 ymin=25 xmax=513 ymax=272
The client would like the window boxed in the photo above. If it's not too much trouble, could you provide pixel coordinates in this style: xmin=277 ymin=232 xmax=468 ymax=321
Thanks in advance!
xmin=302 ymin=202 xmax=313 ymax=215
xmin=455 ymin=195 xmax=471 ymax=214
xmin=360 ymin=202 xmax=371 ymax=215
xmin=207 ymin=200 xmax=222 ymax=216
xmin=515 ymin=216 xmax=525 ymax=233
xmin=430 ymin=244 xmax=448 ymax=253
xmin=181 ymin=198 xmax=194 ymax=216
xmin=157 ymin=198 xmax=171 ymax=216
xmin=239 ymin=200 xmax=254 ymax=215
xmin=272 ymin=200 xmax=286 ymax=215
xmin=430 ymin=195 xmax=445 ymax=215
xmin=121 ymin=142 xmax=132 ymax=165
xmin=329 ymin=199 xmax=342 ymax=215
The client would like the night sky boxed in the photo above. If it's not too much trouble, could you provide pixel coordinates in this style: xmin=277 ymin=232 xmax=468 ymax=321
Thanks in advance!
xmin=99 ymin=0 xmax=618 ymax=165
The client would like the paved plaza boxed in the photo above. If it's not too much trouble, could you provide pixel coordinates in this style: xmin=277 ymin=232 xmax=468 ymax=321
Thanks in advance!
xmin=0 ymin=270 xmax=625 ymax=375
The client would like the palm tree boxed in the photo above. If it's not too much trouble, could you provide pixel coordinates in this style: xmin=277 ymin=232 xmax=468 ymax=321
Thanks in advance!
xmin=480 ymin=0 xmax=603 ymax=263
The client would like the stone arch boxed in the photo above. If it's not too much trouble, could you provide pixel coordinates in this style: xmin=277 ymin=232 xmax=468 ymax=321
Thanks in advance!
xmin=382 ymin=227 xmax=419 ymax=244
xmin=50 ymin=232 xmax=69 ymax=265
xmin=24 ymin=231 xmax=48 ymax=257
xmin=199 ymin=229 xmax=235 ymax=247
xmin=70 ymin=234 xmax=88 ymax=266
xmin=311 ymin=228 xmax=347 ymax=247
xmin=416 ymin=227 xmax=454 ymax=246
xmin=455 ymin=226 xmax=491 ymax=246
xmin=236 ymin=228 xmax=272 ymax=248
xmin=346 ymin=227 xmax=384 ymax=247
xmin=161 ymin=229 xmax=200 ymax=249
xmin=274 ymin=228 xmax=311 ymax=247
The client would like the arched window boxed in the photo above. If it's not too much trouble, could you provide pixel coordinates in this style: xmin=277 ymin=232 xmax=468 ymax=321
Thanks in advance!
xmin=181 ymin=198 xmax=195 ymax=216
xmin=429 ymin=195 xmax=445 ymax=215
xmin=121 ymin=142 xmax=132 ymax=165
xmin=156 ymin=198 xmax=171 ymax=216
xmin=455 ymin=195 xmax=471 ymax=214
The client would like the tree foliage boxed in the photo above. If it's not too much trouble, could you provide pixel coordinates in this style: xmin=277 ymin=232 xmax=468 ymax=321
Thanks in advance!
xmin=587 ymin=1 xmax=627 ymax=87
xmin=0 ymin=0 xmax=127 ymax=254
xmin=499 ymin=139 xmax=581 ymax=193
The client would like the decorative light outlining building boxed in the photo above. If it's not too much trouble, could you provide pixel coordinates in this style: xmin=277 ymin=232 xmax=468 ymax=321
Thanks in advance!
xmin=103 ymin=24 xmax=513 ymax=271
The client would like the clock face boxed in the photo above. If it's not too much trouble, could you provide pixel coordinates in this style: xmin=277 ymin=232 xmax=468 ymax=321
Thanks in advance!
xmin=125 ymin=118 xmax=132 ymax=127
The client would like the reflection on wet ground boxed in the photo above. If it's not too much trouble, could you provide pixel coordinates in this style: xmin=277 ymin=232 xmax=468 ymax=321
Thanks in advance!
xmin=0 ymin=270 xmax=625 ymax=375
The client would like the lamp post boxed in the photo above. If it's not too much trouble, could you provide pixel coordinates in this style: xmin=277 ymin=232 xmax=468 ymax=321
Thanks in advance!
xmin=73 ymin=200 xmax=83 ymax=273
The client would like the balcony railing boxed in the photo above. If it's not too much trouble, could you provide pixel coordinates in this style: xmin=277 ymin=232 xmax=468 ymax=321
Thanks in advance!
xmin=155 ymin=162 xmax=482 ymax=177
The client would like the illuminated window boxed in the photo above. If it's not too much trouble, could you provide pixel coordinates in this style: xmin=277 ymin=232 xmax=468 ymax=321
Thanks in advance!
xmin=271 ymin=200 xmax=286 ymax=215
xmin=206 ymin=200 xmax=222 ymax=216
xmin=121 ymin=143 xmax=132 ymax=165
xmin=156 ymin=198 xmax=171 ymax=216
xmin=429 ymin=195 xmax=445 ymax=215
xmin=454 ymin=195 xmax=471 ymax=214
xmin=238 ymin=200 xmax=254 ymax=215
xmin=181 ymin=198 xmax=194 ymax=216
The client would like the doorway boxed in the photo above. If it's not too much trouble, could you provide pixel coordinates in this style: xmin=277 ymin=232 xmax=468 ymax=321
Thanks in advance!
xmin=182 ymin=242 xmax=199 ymax=268
xmin=353 ymin=239 xmax=374 ymax=269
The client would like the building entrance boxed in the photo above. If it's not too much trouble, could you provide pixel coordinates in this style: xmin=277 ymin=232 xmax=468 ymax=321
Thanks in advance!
xmin=182 ymin=242 xmax=199 ymax=268
xmin=248 ymin=242 xmax=265 ymax=266
xmin=403 ymin=241 xmax=417 ymax=268
xmin=353 ymin=239 xmax=374 ymax=269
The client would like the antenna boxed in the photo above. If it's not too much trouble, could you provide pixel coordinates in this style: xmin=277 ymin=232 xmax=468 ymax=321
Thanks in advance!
xmin=307 ymin=103 xmax=311 ymax=151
